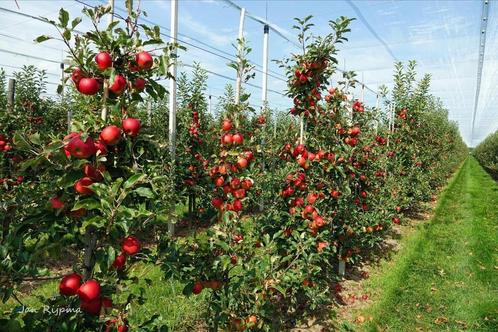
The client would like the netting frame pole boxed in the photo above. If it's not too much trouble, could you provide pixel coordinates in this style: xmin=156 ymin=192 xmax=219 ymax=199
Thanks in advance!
xmin=261 ymin=24 xmax=269 ymax=104
xmin=168 ymin=0 xmax=178 ymax=236
xmin=235 ymin=7 xmax=246 ymax=104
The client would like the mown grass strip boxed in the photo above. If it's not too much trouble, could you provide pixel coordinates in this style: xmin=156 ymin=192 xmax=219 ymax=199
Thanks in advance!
xmin=351 ymin=157 xmax=498 ymax=331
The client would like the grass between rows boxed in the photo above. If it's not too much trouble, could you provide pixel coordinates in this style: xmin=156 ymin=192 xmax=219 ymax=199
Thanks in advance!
xmin=0 ymin=264 xmax=205 ymax=330
xmin=345 ymin=157 xmax=498 ymax=331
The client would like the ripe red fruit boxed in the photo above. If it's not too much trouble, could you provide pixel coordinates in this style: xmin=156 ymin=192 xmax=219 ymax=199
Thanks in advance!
xmin=133 ymin=77 xmax=146 ymax=91
xmin=94 ymin=140 xmax=108 ymax=156
xmin=241 ymin=179 xmax=253 ymax=190
xmin=331 ymin=190 xmax=341 ymax=199
xmin=50 ymin=196 xmax=64 ymax=209
xmin=102 ymin=296 xmax=113 ymax=308
xmin=122 ymin=236 xmax=141 ymax=255
xmin=74 ymin=177 xmax=94 ymax=196
xmin=193 ymin=281 xmax=203 ymax=295
xmin=82 ymin=163 xmax=104 ymax=181
xmin=78 ymin=78 xmax=100 ymax=95
xmin=230 ymin=178 xmax=241 ymax=189
xmin=117 ymin=326 xmax=128 ymax=332
xmin=232 ymin=133 xmax=244 ymax=145
xmin=80 ymin=297 xmax=102 ymax=315
xmin=392 ymin=217 xmax=401 ymax=225
xmin=100 ymin=125 xmax=121 ymax=145
xmin=222 ymin=119 xmax=232 ymax=131
xmin=122 ymin=118 xmax=141 ymax=137
xmin=109 ymin=74 xmax=127 ymax=95
xmin=67 ymin=136 xmax=96 ymax=159
xmin=59 ymin=273 xmax=82 ymax=296
xmin=348 ymin=126 xmax=361 ymax=136
xmin=112 ymin=253 xmax=126 ymax=269
xmin=243 ymin=150 xmax=254 ymax=161
xmin=233 ymin=188 xmax=246 ymax=199
xmin=71 ymin=67 xmax=83 ymax=84
xmin=212 ymin=197 xmax=223 ymax=209
xmin=95 ymin=52 xmax=112 ymax=70
xmin=214 ymin=176 xmax=224 ymax=187
xmin=230 ymin=255 xmax=237 ymax=265
xmin=222 ymin=133 xmax=233 ymax=146
xmin=237 ymin=157 xmax=248 ymax=169
xmin=77 ymin=279 xmax=101 ymax=302
xmin=232 ymin=199 xmax=243 ymax=211
xmin=136 ymin=51 xmax=153 ymax=70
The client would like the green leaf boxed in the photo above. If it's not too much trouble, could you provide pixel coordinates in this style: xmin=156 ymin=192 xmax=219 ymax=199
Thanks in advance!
xmin=62 ymin=29 xmax=71 ymax=41
xmin=59 ymin=8 xmax=69 ymax=28
xmin=72 ymin=198 xmax=100 ymax=211
xmin=124 ymin=174 xmax=145 ymax=189
xmin=34 ymin=35 xmax=52 ymax=43
xmin=29 ymin=133 xmax=41 ymax=145
xmin=134 ymin=187 xmax=154 ymax=199
xmin=71 ymin=17 xmax=82 ymax=29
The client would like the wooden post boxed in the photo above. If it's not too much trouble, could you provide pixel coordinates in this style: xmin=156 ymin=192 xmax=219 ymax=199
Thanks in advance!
xmin=7 ymin=78 xmax=15 ymax=112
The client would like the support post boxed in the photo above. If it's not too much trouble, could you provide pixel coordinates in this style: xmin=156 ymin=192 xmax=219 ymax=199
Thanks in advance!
xmin=235 ymin=7 xmax=246 ymax=104
xmin=147 ymin=100 xmax=152 ymax=126
xmin=108 ymin=0 xmax=115 ymax=25
xmin=208 ymin=95 xmax=212 ymax=114
xmin=261 ymin=24 xmax=269 ymax=103
xmin=7 ymin=78 xmax=15 ymax=112
xmin=168 ymin=0 xmax=178 ymax=236
xmin=299 ymin=115 xmax=304 ymax=144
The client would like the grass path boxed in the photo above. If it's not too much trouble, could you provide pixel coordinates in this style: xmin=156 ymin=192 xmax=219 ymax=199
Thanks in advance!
xmin=348 ymin=157 xmax=498 ymax=331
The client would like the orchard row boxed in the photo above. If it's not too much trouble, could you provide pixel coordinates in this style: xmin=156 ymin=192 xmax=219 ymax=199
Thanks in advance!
xmin=0 ymin=5 xmax=466 ymax=332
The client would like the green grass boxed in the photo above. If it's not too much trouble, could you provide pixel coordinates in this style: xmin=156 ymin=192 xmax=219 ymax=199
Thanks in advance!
xmin=349 ymin=157 xmax=498 ymax=331
xmin=0 ymin=264 xmax=205 ymax=331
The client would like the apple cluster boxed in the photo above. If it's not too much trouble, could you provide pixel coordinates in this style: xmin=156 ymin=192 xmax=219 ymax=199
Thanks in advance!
xmin=58 ymin=235 xmax=140 ymax=326
xmin=210 ymin=119 xmax=254 ymax=212
xmin=71 ymin=51 xmax=152 ymax=96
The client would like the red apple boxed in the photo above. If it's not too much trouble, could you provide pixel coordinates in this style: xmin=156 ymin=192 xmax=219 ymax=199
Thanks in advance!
xmin=94 ymin=140 xmax=108 ymax=156
xmin=95 ymin=51 xmax=112 ymax=70
xmin=59 ymin=273 xmax=82 ymax=296
xmin=222 ymin=119 xmax=232 ymax=131
xmin=82 ymin=163 xmax=105 ymax=181
xmin=101 ymin=296 xmax=113 ymax=308
xmin=74 ymin=177 xmax=94 ymax=196
xmin=117 ymin=326 xmax=128 ymax=332
xmin=214 ymin=176 xmax=224 ymax=187
xmin=192 ymin=281 xmax=203 ymax=295
xmin=233 ymin=188 xmax=246 ymax=199
xmin=109 ymin=74 xmax=127 ymax=95
xmin=50 ymin=196 xmax=65 ymax=209
xmin=232 ymin=133 xmax=244 ymax=145
xmin=71 ymin=67 xmax=83 ymax=84
xmin=100 ymin=125 xmax=121 ymax=146
xmin=77 ymin=279 xmax=101 ymax=302
xmin=80 ymin=297 xmax=102 ymax=315
xmin=67 ymin=136 xmax=96 ymax=159
xmin=133 ymin=77 xmax=146 ymax=91
xmin=232 ymin=199 xmax=242 ymax=211
xmin=135 ymin=51 xmax=153 ymax=70
xmin=112 ymin=253 xmax=126 ymax=269
xmin=222 ymin=133 xmax=233 ymax=146
xmin=122 ymin=118 xmax=141 ymax=137
xmin=78 ymin=78 xmax=100 ymax=95
xmin=212 ymin=197 xmax=223 ymax=209
xmin=237 ymin=157 xmax=248 ymax=169
xmin=122 ymin=236 xmax=140 ymax=255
